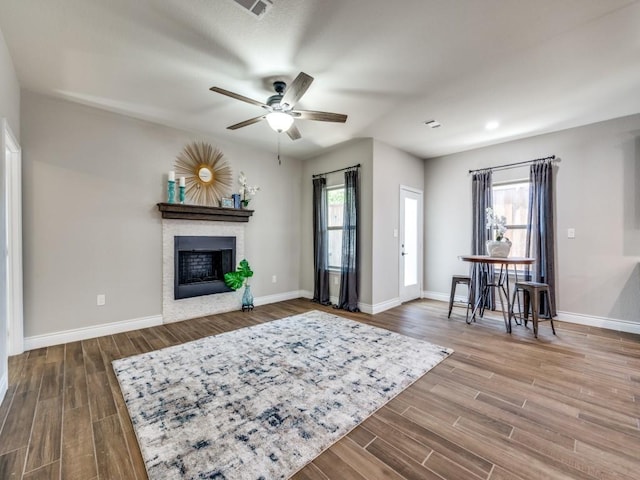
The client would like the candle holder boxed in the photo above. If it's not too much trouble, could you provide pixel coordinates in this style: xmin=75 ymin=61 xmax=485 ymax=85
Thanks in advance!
xmin=179 ymin=185 xmax=185 ymax=204
xmin=167 ymin=180 xmax=176 ymax=204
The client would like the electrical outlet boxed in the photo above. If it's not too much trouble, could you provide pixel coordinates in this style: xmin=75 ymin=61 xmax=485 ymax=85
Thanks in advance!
xmin=272 ymin=275 xmax=277 ymax=283
xmin=97 ymin=294 xmax=106 ymax=306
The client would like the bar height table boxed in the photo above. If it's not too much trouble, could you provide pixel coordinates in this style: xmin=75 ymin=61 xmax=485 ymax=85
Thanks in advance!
xmin=458 ymin=255 xmax=535 ymax=333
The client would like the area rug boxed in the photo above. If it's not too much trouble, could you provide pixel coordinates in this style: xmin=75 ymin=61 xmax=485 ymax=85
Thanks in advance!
xmin=113 ymin=310 xmax=453 ymax=479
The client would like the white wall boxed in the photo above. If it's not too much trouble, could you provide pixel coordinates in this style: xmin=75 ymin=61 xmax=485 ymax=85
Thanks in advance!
xmin=0 ymin=27 xmax=19 ymax=141
xmin=301 ymin=139 xmax=374 ymax=305
xmin=372 ymin=140 xmax=424 ymax=306
xmin=18 ymin=82 xmax=639 ymax=343
xmin=300 ymin=138 xmax=424 ymax=312
xmin=424 ymin=114 xmax=640 ymax=328
xmin=21 ymin=91 xmax=302 ymax=339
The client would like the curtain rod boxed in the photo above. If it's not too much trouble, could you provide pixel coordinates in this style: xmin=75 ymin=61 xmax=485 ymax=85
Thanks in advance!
xmin=312 ymin=163 xmax=361 ymax=178
xmin=468 ymin=155 xmax=556 ymax=174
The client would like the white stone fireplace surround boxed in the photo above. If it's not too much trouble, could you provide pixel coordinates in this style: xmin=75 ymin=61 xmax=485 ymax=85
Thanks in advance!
xmin=162 ymin=219 xmax=245 ymax=323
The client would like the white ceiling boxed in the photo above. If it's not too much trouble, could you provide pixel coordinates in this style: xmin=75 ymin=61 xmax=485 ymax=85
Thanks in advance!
xmin=1 ymin=0 xmax=639 ymax=159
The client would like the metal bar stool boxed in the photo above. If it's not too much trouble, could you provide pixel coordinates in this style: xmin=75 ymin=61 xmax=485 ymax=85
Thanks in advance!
xmin=510 ymin=281 xmax=555 ymax=338
xmin=448 ymin=275 xmax=472 ymax=320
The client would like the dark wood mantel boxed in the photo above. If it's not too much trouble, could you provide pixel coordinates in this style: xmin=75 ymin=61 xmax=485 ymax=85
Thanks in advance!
xmin=156 ymin=203 xmax=254 ymax=222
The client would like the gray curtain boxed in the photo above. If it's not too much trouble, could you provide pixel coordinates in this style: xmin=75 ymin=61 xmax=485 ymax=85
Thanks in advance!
xmin=312 ymin=177 xmax=331 ymax=305
xmin=337 ymin=169 xmax=360 ymax=311
xmin=526 ymin=160 xmax=556 ymax=315
xmin=471 ymin=170 xmax=494 ymax=308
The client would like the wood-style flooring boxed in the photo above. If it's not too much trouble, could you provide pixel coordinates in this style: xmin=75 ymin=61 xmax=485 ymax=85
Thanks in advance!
xmin=0 ymin=298 xmax=639 ymax=479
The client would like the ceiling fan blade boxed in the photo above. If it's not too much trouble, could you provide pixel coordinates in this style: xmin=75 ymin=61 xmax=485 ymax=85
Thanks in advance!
xmin=287 ymin=124 xmax=302 ymax=140
xmin=280 ymin=72 xmax=314 ymax=110
xmin=291 ymin=109 xmax=347 ymax=123
xmin=210 ymin=86 xmax=269 ymax=109
xmin=227 ymin=115 xmax=266 ymax=130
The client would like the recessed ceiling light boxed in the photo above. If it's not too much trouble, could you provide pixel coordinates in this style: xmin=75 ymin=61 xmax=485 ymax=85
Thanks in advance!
xmin=485 ymin=121 xmax=500 ymax=130
xmin=424 ymin=120 xmax=441 ymax=129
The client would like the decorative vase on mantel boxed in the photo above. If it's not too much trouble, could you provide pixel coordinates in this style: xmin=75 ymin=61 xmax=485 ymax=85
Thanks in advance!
xmin=241 ymin=284 xmax=254 ymax=311
xmin=486 ymin=239 xmax=512 ymax=258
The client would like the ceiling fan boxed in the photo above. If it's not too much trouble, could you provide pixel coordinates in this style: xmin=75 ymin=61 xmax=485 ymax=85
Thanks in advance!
xmin=210 ymin=72 xmax=347 ymax=140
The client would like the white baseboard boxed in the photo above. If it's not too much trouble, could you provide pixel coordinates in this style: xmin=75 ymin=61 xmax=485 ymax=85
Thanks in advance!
xmin=423 ymin=290 xmax=469 ymax=303
xmin=422 ymin=291 xmax=451 ymax=303
xmin=295 ymin=289 xmax=395 ymax=315
xmin=556 ymin=310 xmax=640 ymax=335
xmin=254 ymin=290 xmax=309 ymax=307
xmin=299 ymin=290 xmax=313 ymax=300
xmin=36 ymin=290 xmax=635 ymax=353
xmin=357 ymin=303 xmax=372 ymax=314
xmin=23 ymin=291 xmax=311 ymax=351
xmin=0 ymin=371 xmax=7 ymax=404
xmin=423 ymin=290 xmax=640 ymax=335
xmin=366 ymin=297 xmax=402 ymax=315
xmin=24 ymin=314 xmax=164 ymax=351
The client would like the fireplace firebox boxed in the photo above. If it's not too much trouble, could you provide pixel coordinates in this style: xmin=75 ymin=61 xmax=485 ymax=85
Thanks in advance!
xmin=174 ymin=236 xmax=235 ymax=299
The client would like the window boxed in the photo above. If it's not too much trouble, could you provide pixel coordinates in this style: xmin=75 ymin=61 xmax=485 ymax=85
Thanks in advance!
xmin=327 ymin=186 xmax=344 ymax=269
xmin=492 ymin=181 xmax=530 ymax=258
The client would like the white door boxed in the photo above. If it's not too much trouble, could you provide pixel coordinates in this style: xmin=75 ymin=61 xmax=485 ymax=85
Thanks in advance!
xmin=399 ymin=186 xmax=423 ymax=302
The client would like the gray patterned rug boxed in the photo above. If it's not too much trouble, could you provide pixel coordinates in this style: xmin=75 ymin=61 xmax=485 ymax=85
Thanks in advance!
xmin=113 ymin=310 xmax=453 ymax=479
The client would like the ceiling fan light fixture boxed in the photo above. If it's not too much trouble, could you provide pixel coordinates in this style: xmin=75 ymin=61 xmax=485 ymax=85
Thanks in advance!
xmin=211 ymin=72 xmax=347 ymax=141
xmin=266 ymin=111 xmax=294 ymax=133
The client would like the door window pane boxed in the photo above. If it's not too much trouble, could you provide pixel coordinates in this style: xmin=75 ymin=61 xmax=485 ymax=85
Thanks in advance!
xmin=403 ymin=197 xmax=417 ymax=286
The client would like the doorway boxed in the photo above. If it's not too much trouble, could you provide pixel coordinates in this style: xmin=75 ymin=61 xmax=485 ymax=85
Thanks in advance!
xmin=2 ymin=118 xmax=23 ymax=364
xmin=399 ymin=186 xmax=423 ymax=302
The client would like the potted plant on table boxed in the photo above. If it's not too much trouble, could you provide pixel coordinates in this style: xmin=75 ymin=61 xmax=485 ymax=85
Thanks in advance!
xmin=224 ymin=259 xmax=254 ymax=311
xmin=485 ymin=207 xmax=512 ymax=257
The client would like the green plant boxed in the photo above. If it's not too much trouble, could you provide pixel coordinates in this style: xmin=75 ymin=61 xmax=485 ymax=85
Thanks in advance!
xmin=224 ymin=259 xmax=254 ymax=290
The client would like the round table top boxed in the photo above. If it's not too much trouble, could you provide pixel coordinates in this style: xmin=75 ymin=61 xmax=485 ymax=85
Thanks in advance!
xmin=458 ymin=255 xmax=535 ymax=265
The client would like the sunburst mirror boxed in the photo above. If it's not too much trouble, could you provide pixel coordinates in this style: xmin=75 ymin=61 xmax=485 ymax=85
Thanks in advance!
xmin=174 ymin=142 xmax=233 ymax=206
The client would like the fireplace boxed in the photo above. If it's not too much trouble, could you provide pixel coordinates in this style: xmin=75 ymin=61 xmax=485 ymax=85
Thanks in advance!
xmin=174 ymin=236 xmax=235 ymax=299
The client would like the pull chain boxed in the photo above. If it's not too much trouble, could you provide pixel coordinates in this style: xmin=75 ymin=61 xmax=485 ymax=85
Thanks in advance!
xmin=277 ymin=133 xmax=281 ymax=165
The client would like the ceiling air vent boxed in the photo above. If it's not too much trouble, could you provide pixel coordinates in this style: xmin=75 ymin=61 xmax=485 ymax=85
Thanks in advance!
xmin=232 ymin=0 xmax=274 ymax=18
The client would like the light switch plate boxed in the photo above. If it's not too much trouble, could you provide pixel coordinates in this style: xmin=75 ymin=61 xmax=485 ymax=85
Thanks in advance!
xmin=567 ymin=228 xmax=575 ymax=239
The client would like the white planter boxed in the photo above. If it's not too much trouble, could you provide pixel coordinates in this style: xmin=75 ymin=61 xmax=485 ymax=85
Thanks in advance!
xmin=486 ymin=240 xmax=512 ymax=257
